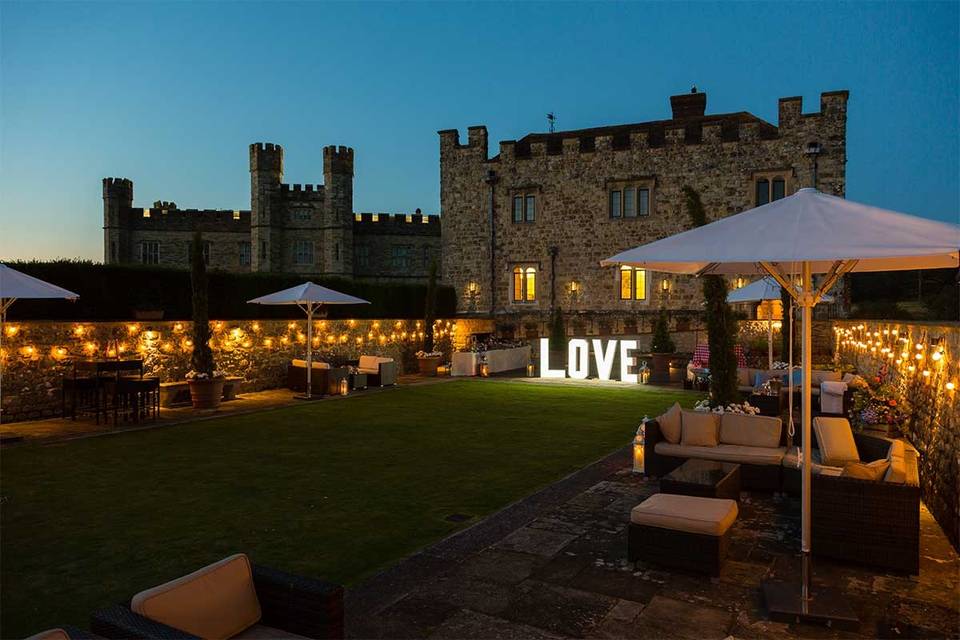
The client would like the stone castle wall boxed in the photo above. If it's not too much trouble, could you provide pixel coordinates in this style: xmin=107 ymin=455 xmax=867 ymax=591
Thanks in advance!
xmin=439 ymin=91 xmax=848 ymax=321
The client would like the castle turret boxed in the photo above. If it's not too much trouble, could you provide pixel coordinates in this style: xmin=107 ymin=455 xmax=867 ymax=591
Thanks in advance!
xmin=323 ymin=145 xmax=354 ymax=277
xmin=103 ymin=177 xmax=133 ymax=264
xmin=250 ymin=142 xmax=284 ymax=272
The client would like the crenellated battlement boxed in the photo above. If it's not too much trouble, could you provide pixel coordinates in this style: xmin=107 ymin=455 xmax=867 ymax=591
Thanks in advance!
xmin=103 ymin=177 xmax=133 ymax=198
xmin=323 ymin=145 xmax=354 ymax=176
xmin=249 ymin=142 xmax=284 ymax=174
xmin=127 ymin=207 xmax=251 ymax=232
xmin=443 ymin=91 xmax=848 ymax=164
xmin=353 ymin=212 xmax=441 ymax=236
xmin=280 ymin=183 xmax=326 ymax=200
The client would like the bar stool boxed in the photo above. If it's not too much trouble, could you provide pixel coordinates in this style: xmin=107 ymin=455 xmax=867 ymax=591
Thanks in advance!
xmin=116 ymin=376 xmax=160 ymax=423
xmin=62 ymin=376 xmax=101 ymax=420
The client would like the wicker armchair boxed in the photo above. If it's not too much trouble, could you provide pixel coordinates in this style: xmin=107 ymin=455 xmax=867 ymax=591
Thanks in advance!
xmin=26 ymin=627 xmax=104 ymax=640
xmin=810 ymin=432 xmax=920 ymax=574
xmin=287 ymin=363 xmax=349 ymax=396
xmin=91 ymin=564 xmax=344 ymax=639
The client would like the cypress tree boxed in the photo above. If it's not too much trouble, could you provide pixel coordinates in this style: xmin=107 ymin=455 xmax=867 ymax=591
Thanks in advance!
xmin=190 ymin=231 xmax=215 ymax=376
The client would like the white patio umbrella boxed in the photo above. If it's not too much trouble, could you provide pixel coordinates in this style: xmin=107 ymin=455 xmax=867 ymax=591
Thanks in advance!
xmin=603 ymin=187 xmax=960 ymax=626
xmin=248 ymin=282 xmax=370 ymax=399
xmin=0 ymin=263 xmax=80 ymax=423
xmin=728 ymin=276 xmax=833 ymax=370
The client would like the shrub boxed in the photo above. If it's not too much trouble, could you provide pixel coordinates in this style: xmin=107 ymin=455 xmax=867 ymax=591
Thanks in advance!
xmin=549 ymin=308 xmax=565 ymax=351
xmin=189 ymin=232 xmax=215 ymax=377
xmin=650 ymin=311 xmax=676 ymax=353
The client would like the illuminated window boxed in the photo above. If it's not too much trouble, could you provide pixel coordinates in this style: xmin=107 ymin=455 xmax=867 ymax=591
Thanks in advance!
xmin=512 ymin=194 xmax=536 ymax=223
xmin=294 ymin=240 xmax=314 ymax=265
xmin=142 ymin=209 xmax=151 ymax=218
xmin=233 ymin=210 xmax=241 ymax=221
xmin=512 ymin=266 xmax=537 ymax=302
xmin=139 ymin=241 xmax=159 ymax=265
xmin=619 ymin=266 xmax=647 ymax=300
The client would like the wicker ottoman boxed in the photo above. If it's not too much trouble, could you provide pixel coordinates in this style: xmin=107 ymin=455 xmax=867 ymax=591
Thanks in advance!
xmin=627 ymin=493 xmax=738 ymax=576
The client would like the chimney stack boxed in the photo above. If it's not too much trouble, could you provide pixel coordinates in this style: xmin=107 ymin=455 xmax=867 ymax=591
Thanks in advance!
xmin=670 ymin=87 xmax=707 ymax=119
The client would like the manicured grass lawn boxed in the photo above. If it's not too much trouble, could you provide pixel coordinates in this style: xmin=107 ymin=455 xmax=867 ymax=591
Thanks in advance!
xmin=0 ymin=379 xmax=698 ymax=635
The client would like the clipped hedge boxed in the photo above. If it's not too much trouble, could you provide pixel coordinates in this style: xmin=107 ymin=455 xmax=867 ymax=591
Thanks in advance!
xmin=5 ymin=261 xmax=457 ymax=321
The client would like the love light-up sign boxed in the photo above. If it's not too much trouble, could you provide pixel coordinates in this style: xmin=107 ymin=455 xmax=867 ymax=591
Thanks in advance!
xmin=539 ymin=338 xmax=640 ymax=382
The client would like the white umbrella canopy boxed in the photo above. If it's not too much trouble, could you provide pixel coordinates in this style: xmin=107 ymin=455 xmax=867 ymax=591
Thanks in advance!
xmin=602 ymin=188 xmax=960 ymax=626
xmin=248 ymin=282 xmax=370 ymax=399
xmin=728 ymin=277 xmax=833 ymax=370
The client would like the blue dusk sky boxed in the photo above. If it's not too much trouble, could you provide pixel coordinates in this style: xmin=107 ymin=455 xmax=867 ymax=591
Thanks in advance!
xmin=1 ymin=1 xmax=957 ymax=261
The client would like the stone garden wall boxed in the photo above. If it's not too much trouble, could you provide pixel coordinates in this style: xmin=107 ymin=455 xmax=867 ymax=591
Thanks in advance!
xmin=832 ymin=319 xmax=960 ymax=551
xmin=0 ymin=317 xmax=490 ymax=423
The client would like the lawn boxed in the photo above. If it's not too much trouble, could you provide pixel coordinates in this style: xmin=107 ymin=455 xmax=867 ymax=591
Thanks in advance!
xmin=0 ymin=379 xmax=697 ymax=635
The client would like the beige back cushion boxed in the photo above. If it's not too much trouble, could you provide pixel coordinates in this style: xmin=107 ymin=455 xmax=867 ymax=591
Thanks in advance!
xmin=657 ymin=402 xmax=682 ymax=444
xmin=813 ymin=417 xmax=859 ymax=467
xmin=884 ymin=440 xmax=907 ymax=483
xmin=359 ymin=355 xmax=392 ymax=370
xmin=292 ymin=359 xmax=330 ymax=369
xmin=131 ymin=554 xmax=261 ymax=640
xmin=681 ymin=411 xmax=720 ymax=447
xmin=737 ymin=368 xmax=751 ymax=387
xmin=811 ymin=370 xmax=842 ymax=386
xmin=842 ymin=460 xmax=890 ymax=481
xmin=719 ymin=413 xmax=782 ymax=448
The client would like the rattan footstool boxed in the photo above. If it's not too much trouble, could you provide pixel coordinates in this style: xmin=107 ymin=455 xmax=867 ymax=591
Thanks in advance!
xmin=627 ymin=493 xmax=738 ymax=576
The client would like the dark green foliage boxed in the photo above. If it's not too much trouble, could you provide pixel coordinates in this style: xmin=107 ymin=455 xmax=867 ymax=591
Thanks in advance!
xmin=650 ymin=310 xmax=676 ymax=353
xmin=4 ymin=260 xmax=457 ymax=320
xmin=684 ymin=186 xmax=738 ymax=405
xmin=849 ymin=268 xmax=958 ymax=321
xmin=423 ymin=260 xmax=438 ymax=352
xmin=702 ymin=275 xmax=739 ymax=405
xmin=549 ymin=307 xmax=566 ymax=351
xmin=849 ymin=299 xmax=915 ymax=320
xmin=190 ymin=233 xmax=215 ymax=376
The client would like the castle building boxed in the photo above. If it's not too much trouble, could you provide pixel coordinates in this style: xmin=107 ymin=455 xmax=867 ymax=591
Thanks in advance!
xmin=439 ymin=89 xmax=848 ymax=329
xmin=103 ymin=144 xmax=440 ymax=283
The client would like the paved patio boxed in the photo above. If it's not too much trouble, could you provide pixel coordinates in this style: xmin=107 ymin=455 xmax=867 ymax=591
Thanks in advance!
xmin=346 ymin=448 xmax=960 ymax=639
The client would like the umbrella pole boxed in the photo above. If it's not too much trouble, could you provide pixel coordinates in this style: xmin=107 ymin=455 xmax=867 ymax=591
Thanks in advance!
xmin=768 ymin=317 xmax=774 ymax=371
xmin=763 ymin=262 xmax=857 ymax=629
xmin=306 ymin=303 xmax=313 ymax=399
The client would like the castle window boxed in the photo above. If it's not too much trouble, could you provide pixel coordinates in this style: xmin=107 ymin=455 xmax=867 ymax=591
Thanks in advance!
xmin=609 ymin=181 xmax=653 ymax=218
xmin=233 ymin=210 xmax=241 ymax=221
xmin=111 ymin=242 xmax=117 ymax=262
xmin=512 ymin=194 xmax=536 ymax=223
xmin=423 ymin=246 xmax=431 ymax=267
xmin=139 ymin=241 xmax=159 ymax=265
xmin=239 ymin=242 xmax=251 ymax=266
xmin=293 ymin=209 xmax=311 ymax=222
xmin=260 ymin=241 xmax=267 ymax=260
xmin=390 ymin=245 xmax=412 ymax=270
xmin=754 ymin=172 xmax=790 ymax=206
xmin=619 ymin=266 xmax=647 ymax=301
xmin=355 ymin=245 xmax=369 ymax=268
xmin=202 ymin=242 xmax=211 ymax=266
xmin=334 ymin=242 xmax=340 ymax=261
xmin=512 ymin=265 xmax=537 ymax=303
xmin=294 ymin=240 xmax=314 ymax=265
xmin=142 ymin=209 xmax=151 ymax=218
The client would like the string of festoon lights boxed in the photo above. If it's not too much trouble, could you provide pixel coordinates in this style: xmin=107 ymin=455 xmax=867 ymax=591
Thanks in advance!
xmin=1 ymin=318 xmax=456 ymax=362
xmin=834 ymin=323 xmax=957 ymax=395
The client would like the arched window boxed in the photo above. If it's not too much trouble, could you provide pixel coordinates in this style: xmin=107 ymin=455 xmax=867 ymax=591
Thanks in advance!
xmin=524 ymin=267 xmax=537 ymax=301
xmin=512 ymin=265 xmax=537 ymax=302
xmin=619 ymin=266 xmax=647 ymax=300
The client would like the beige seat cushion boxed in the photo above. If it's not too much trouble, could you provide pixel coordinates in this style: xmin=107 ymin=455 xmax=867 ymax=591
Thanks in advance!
xmin=233 ymin=624 xmax=311 ymax=639
xmin=812 ymin=417 xmax=860 ymax=467
xmin=25 ymin=630 xmax=70 ymax=640
xmin=720 ymin=413 xmax=782 ymax=448
xmin=631 ymin=493 xmax=738 ymax=536
xmin=811 ymin=370 xmax=842 ymax=386
xmin=656 ymin=402 xmax=682 ymax=444
xmin=781 ymin=447 xmax=842 ymax=475
xmin=681 ymin=411 xmax=720 ymax=447
xmin=131 ymin=554 xmax=261 ymax=640
xmin=655 ymin=442 xmax=785 ymax=466
xmin=291 ymin=359 xmax=330 ymax=369
xmin=842 ymin=460 xmax=890 ymax=481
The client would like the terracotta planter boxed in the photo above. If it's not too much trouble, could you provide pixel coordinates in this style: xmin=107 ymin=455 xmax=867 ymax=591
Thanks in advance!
xmin=650 ymin=352 xmax=674 ymax=384
xmin=188 ymin=378 xmax=225 ymax=410
xmin=417 ymin=356 xmax=442 ymax=376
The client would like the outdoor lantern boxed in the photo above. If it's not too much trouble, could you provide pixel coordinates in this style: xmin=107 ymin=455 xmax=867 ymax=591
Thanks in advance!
xmin=660 ymin=278 xmax=671 ymax=293
xmin=339 ymin=378 xmax=349 ymax=396
xmin=480 ymin=361 xmax=490 ymax=377
xmin=639 ymin=364 xmax=651 ymax=384
xmin=633 ymin=419 xmax=647 ymax=474
xmin=527 ymin=362 xmax=535 ymax=377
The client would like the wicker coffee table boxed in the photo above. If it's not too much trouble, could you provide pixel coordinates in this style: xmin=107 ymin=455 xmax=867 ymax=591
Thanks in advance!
xmin=660 ymin=459 xmax=741 ymax=502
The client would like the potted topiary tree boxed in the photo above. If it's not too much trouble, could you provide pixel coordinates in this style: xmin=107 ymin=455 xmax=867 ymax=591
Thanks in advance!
xmin=416 ymin=259 xmax=442 ymax=375
xmin=649 ymin=310 xmax=676 ymax=384
xmin=186 ymin=231 xmax=224 ymax=408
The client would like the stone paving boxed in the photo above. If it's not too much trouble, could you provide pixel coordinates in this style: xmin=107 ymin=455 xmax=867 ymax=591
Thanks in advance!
xmin=346 ymin=448 xmax=960 ymax=639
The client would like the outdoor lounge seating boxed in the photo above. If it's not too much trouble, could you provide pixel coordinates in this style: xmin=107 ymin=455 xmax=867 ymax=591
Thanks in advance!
xmin=91 ymin=554 xmax=344 ymax=639
xmin=287 ymin=360 xmax=349 ymax=396
xmin=357 ymin=355 xmax=397 ymax=387
xmin=628 ymin=493 xmax=738 ymax=576
xmin=645 ymin=404 xmax=786 ymax=490
xmin=26 ymin=627 xmax=102 ymax=640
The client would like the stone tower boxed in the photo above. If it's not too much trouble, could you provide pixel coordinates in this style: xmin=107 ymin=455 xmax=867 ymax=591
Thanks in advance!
xmin=323 ymin=145 xmax=354 ymax=277
xmin=249 ymin=142 xmax=284 ymax=272
xmin=103 ymin=177 xmax=133 ymax=264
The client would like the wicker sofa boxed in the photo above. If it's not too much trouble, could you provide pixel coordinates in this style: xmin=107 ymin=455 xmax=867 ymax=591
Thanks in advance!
xmin=645 ymin=408 xmax=787 ymax=491
xmin=91 ymin=555 xmax=344 ymax=639
xmin=287 ymin=360 xmax=349 ymax=396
